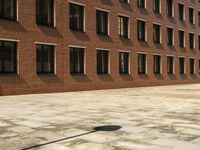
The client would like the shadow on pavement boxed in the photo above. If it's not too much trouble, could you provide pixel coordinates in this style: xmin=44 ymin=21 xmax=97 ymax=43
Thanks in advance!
xmin=21 ymin=125 xmax=122 ymax=150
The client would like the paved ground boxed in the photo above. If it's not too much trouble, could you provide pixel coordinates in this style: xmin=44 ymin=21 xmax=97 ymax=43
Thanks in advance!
xmin=0 ymin=84 xmax=200 ymax=150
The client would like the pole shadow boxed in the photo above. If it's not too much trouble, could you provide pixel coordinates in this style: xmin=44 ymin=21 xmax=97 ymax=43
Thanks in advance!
xmin=21 ymin=125 xmax=122 ymax=150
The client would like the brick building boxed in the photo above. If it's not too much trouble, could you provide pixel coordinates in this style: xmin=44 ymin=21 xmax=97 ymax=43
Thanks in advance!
xmin=0 ymin=0 xmax=200 ymax=96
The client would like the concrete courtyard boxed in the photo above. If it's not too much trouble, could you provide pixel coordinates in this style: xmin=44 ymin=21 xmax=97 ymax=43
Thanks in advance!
xmin=0 ymin=84 xmax=200 ymax=150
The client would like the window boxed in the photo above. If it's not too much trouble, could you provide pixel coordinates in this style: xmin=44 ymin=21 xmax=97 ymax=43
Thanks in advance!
xmin=189 ymin=7 xmax=194 ymax=24
xmin=69 ymin=3 xmax=84 ymax=31
xmin=178 ymin=3 xmax=184 ymax=21
xmin=36 ymin=44 xmax=54 ymax=74
xmin=0 ymin=0 xmax=16 ymax=20
xmin=137 ymin=20 xmax=146 ymax=41
xmin=96 ymin=10 xmax=108 ymax=35
xmin=166 ymin=0 xmax=173 ymax=17
xmin=70 ymin=47 xmax=84 ymax=74
xmin=167 ymin=27 xmax=173 ymax=46
xmin=198 ymin=11 xmax=200 ymax=26
xmin=0 ymin=41 xmax=17 ymax=74
xmin=119 ymin=0 xmax=128 ymax=4
xmin=153 ymin=55 xmax=161 ymax=74
xmin=179 ymin=30 xmax=185 ymax=48
xmin=138 ymin=53 xmax=146 ymax=74
xmin=97 ymin=50 xmax=109 ymax=74
xmin=137 ymin=0 xmax=145 ymax=9
xmin=199 ymin=59 xmax=200 ymax=74
xmin=167 ymin=56 xmax=174 ymax=74
xmin=179 ymin=57 xmax=185 ymax=74
xmin=153 ymin=0 xmax=160 ymax=13
xmin=118 ymin=15 xmax=129 ymax=39
xmin=190 ymin=58 xmax=195 ymax=74
xmin=198 ymin=35 xmax=200 ymax=50
xmin=36 ymin=0 xmax=54 ymax=26
xmin=189 ymin=33 xmax=195 ymax=49
xmin=153 ymin=24 xmax=161 ymax=44
xmin=119 ymin=52 xmax=129 ymax=74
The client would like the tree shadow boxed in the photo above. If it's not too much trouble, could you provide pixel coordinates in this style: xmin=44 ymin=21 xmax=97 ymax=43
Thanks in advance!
xmin=21 ymin=125 xmax=122 ymax=150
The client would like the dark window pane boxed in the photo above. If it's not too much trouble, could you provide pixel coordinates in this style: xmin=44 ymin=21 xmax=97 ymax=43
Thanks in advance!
xmin=4 ymin=42 xmax=16 ymax=73
xmin=190 ymin=59 xmax=195 ymax=74
xmin=153 ymin=24 xmax=160 ymax=43
xmin=138 ymin=54 xmax=146 ymax=74
xmin=36 ymin=44 xmax=54 ymax=74
xmin=178 ymin=3 xmax=184 ymax=20
xmin=96 ymin=10 xmax=108 ymax=35
xmin=153 ymin=0 xmax=160 ymax=13
xmin=119 ymin=0 xmax=128 ymax=3
xmin=69 ymin=3 xmax=84 ymax=31
xmin=0 ymin=41 xmax=17 ymax=74
xmin=0 ymin=0 xmax=16 ymax=20
xmin=97 ymin=50 xmax=108 ymax=74
xmin=189 ymin=33 xmax=194 ymax=49
xmin=179 ymin=30 xmax=184 ymax=47
xmin=189 ymin=8 xmax=194 ymax=24
xmin=36 ymin=0 xmax=54 ymax=26
xmin=153 ymin=55 xmax=161 ymax=74
xmin=138 ymin=0 xmax=145 ymax=8
xmin=0 ymin=41 xmax=3 ymax=72
xmin=0 ymin=0 xmax=2 ymax=17
xmin=167 ymin=27 xmax=173 ymax=46
xmin=167 ymin=0 xmax=173 ymax=17
xmin=198 ymin=11 xmax=200 ymax=26
xmin=199 ymin=60 xmax=200 ymax=74
xmin=3 ymin=0 xmax=15 ymax=19
xmin=137 ymin=20 xmax=146 ymax=41
xmin=43 ymin=45 xmax=54 ymax=73
xmin=119 ymin=52 xmax=129 ymax=74
xmin=70 ymin=47 xmax=84 ymax=74
xmin=118 ymin=16 xmax=129 ymax=38
xmin=198 ymin=35 xmax=200 ymax=50
xmin=179 ymin=57 xmax=185 ymax=74
xmin=36 ymin=45 xmax=43 ymax=74
xmin=167 ymin=56 xmax=174 ymax=74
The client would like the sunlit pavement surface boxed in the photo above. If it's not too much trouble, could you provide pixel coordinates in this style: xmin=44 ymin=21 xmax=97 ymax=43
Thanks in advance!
xmin=0 ymin=84 xmax=200 ymax=150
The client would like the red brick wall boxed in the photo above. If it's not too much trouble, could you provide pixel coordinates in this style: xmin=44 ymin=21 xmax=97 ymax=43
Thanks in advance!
xmin=0 ymin=0 xmax=200 ymax=96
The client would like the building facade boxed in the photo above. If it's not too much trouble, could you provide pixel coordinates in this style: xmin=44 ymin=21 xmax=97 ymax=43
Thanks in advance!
xmin=0 ymin=0 xmax=200 ymax=95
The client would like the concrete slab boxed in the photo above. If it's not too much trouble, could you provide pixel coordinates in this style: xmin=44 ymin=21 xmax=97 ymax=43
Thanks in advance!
xmin=0 ymin=84 xmax=200 ymax=149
